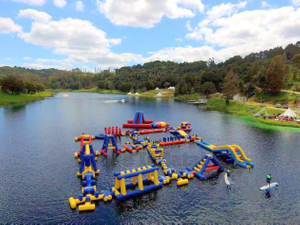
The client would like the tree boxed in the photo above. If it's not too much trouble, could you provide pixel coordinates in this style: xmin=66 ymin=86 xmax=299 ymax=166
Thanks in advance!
xmin=292 ymin=53 xmax=300 ymax=80
xmin=163 ymin=82 xmax=170 ymax=88
xmin=222 ymin=70 xmax=239 ymax=99
xmin=265 ymin=55 xmax=286 ymax=94
xmin=175 ymin=80 xmax=187 ymax=96
xmin=36 ymin=83 xmax=45 ymax=92
xmin=98 ymin=81 xmax=105 ymax=89
xmin=24 ymin=80 xmax=37 ymax=93
xmin=200 ymin=82 xmax=216 ymax=98
xmin=253 ymin=65 xmax=267 ymax=90
xmin=0 ymin=75 xmax=24 ymax=93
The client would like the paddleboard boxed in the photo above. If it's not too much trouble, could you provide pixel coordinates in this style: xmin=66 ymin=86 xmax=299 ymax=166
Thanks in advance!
xmin=260 ymin=182 xmax=278 ymax=191
xmin=224 ymin=173 xmax=231 ymax=185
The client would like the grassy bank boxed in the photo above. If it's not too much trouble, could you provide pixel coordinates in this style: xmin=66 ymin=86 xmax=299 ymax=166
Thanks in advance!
xmin=0 ymin=91 xmax=54 ymax=106
xmin=136 ymin=89 xmax=174 ymax=98
xmin=207 ymin=97 xmax=300 ymax=128
xmin=174 ymin=93 xmax=202 ymax=102
xmin=54 ymin=87 xmax=124 ymax=94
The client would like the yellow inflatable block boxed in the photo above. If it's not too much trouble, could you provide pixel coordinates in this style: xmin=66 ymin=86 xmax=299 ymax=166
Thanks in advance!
xmin=177 ymin=178 xmax=188 ymax=186
xmin=171 ymin=173 xmax=178 ymax=179
xmin=194 ymin=167 xmax=200 ymax=172
xmin=78 ymin=202 xmax=95 ymax=212
xmin=69 ymin=197 xmax=77 ymax=209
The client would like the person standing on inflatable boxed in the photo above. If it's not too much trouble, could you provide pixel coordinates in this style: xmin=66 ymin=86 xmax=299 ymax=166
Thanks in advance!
xmin=227 ymin=169 xmax=231 ymax=177
xmin=266 ymin=174 xmax=271 ymax=187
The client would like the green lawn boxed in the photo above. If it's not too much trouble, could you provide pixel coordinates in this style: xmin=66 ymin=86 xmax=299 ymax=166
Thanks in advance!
xmin=54 ymin=88 xmax=124 ymax=94
xmin=253 ymin=92 xmax=299 ymax=105
xmin=207 ymin=97 xmax=300 ymax=128
xmin=174 ymin=93 xmax=203 ymax=102
xmin=0 ymin=91 xmax=54 ymax=106
xmin=138 ymin=89 xmax=175 ymax=98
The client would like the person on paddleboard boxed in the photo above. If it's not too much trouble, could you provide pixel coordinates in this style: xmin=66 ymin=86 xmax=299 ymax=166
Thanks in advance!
xmin=266 ymin=174 xmax=271 ymax=187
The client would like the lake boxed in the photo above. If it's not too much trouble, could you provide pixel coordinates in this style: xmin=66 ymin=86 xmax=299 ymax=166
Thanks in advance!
xmin=0 ymin=92 xmax=299 ymax=224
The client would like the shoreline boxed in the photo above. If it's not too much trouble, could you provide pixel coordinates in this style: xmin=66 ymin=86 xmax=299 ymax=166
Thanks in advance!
xmin=0 ymin=91 xmax=55 ymax=106
xmin=2 ymin=89 xmax=299 ymax=130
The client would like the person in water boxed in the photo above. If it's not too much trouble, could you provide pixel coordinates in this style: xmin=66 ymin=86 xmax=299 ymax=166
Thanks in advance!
xmin=266 ymin=174 xmax=271 ymax=187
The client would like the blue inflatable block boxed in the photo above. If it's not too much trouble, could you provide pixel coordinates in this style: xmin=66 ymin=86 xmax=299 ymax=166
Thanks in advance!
xmin=115 ymin=183 xmax=163 ymax=200
xmin=95 ymin=134 xmax=105 ymax=139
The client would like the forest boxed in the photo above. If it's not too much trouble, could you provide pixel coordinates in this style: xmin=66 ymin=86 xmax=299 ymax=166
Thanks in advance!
xmin=1 ymin=42 xmax=300 ymax=98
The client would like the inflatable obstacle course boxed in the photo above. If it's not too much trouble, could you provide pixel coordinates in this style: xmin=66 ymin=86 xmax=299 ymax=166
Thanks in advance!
xmin=122 ymin=141 xmax=142 ymax=153
xmin=74 ymin=134 xmax=95 ymax=151
xmin=147 ymin=143 xmax=193 ymax=186
xmin=112 ymin=165 xmax=163 ymax=200
xmin=77 ymin=144 xmax=99 ymax=178
xmin=100 ymin=135 xmax=121 ymax=156
xmin=123 ymin=112 xmax=169 ymax=128
xmin=105 ymin=126 xmax=122 ymax=138
xmin=196 ymin=141 xmax=254 ymax=168
xmin=187 ymin=154 xmax=224 ymax=180
xmin=159 ymin=136 xmax=186 ymax=146
xmin=176 ymin=122 xmax=192 ymax=132
xmin=69 ymin=144 xmax=106 ymax=212
xmin=69 ymin=111 xmax=255 ymax=212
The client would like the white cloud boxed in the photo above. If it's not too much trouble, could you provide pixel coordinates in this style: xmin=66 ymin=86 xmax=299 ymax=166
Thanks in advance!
xmin=147 ymin=6 xmax=300 ymax=64
xmin=0 ymin=17 xmax=22 ymax=33
xmin=175 ymin=38 xmax=183 ymax=41
xmin=207 ymin=1 xmax=247 ymax=21
xmin=291 ymin=0 xmax=300 ymax=7
xmin=5 ymin=57 xmax=12 ymax=60
xmin=23 ymin=62 xmax=66 ymax=69
xmin=75 ymin=1 xmax=84 ymax=11
xmin=146 ymin=46 xmax=215 ymax=62
xmin=12 ymin=0 xmax=47 ymax=6
xmin=53 ymin=0 xmax=67 ymax=8
xmin=23 ymin=57 xmax=32 ymax=60
xmin=18 ymin=9 xmax=52 ymax=23
xmin=261 ymin=1 xmax=271 ymax=8
xmin=186 ymin=1 xmax=247 ymax=40
xmin=97 ymin=0 xmax=205 ymax=28
xmin=188 ymin=7 xmax=300 ymax=47
xmin=185 ymin=20 xmax=193 ymax=31
xmin=18 ymin=18 xmax=142 ymax=69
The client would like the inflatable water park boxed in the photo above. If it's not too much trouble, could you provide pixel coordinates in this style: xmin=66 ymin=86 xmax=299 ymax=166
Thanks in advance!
xmin=69 ymin=112 xmax=257 ymax=212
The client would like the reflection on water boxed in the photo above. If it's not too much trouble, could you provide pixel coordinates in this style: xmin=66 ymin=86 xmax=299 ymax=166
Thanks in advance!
xmin=0 ymin=92 xmax=299 ymax=224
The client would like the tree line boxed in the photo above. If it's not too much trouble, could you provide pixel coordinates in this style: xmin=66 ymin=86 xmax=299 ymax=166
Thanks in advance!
xmin=1 ymin=42 xmax=300 ymax=97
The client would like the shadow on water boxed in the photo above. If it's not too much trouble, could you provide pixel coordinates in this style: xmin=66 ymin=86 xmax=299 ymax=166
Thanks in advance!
xmin=4 ymin=104 xmax=27 ymax=112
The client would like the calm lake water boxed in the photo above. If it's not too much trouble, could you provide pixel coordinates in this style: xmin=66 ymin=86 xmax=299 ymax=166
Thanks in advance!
xmin=0 ymin=92 xmax=299 ymax=224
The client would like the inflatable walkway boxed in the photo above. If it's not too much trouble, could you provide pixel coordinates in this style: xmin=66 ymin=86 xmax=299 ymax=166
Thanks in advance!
xmin=196 ymin=141 xmax=254 ymax=168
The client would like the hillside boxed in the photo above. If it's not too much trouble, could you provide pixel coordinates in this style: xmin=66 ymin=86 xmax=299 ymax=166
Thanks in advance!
xmin=1 ymin=42 xmax=300 ymax=96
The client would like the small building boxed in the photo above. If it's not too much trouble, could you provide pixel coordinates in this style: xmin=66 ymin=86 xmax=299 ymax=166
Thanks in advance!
xmin=168 ymin=86 xmax=175 ymax=90
xmin=155 ymin=87 xmax=159 ymax=90
xmin=156 ymin=92 xmax=162 ymax=97
xmin=127 ymin=92 xmax=132 ymax=95
xmin=135 ymin=92 xmax=139 ymax=96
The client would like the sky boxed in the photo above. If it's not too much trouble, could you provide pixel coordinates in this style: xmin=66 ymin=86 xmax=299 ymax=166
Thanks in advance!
xmin=0 ymin=0 xmax=300 ymax=71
